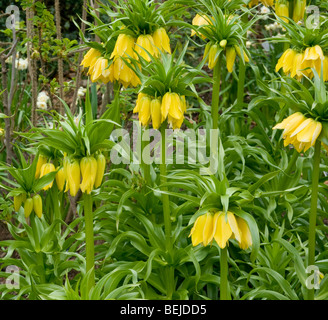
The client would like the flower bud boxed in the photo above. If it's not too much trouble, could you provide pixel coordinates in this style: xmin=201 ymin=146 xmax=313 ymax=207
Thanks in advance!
xmin=14 ymin=193 xmax=26 ymax=212
xmin=32 ymin=194 xmax=42 ymax=218
xmin=24 ymin=198 xmax=34 ymax=218
xmin=94 ymin=154 xmax=106 ymax=188
xmin=219 ymin=39 xmax=227 ymax=48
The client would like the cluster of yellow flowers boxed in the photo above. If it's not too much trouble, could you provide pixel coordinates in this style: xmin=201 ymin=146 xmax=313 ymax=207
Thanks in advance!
xmin=275 ymin=0 xmax=306 ymax=23
xmin=189 ymin=211 xmax=252 ymax=250
xmin=133 ymin=91 xmax=187 ymax=130
xmin=191 ymin=14 xmax=249 ymax=73
xmin=276 ymin=45 xmax=328 ymax=81
xmin=248 ymin=0 xmax=274 ymax=7
xmin=204 ymin=41 xmax=249 ymax=73
xmin=14 ymin=193 xmax=42 ymax=218
xmin=81 ymin=28 xmax=171 ymax=88
xmin=35 ymin=153 xmax=106 ymax=197
xmin=273 ymin=112 xmax=323 ymax=152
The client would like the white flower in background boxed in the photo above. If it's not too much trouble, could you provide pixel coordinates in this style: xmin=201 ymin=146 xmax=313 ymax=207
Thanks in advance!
xmin=5 ymin=52 xmax=20 ymax=64
xmin=16 ymin=58 xmax=28 ymax=70
xmin=260 ymin=6 xmax=270 ymax=19
xmin=77 ymin=87 xmax=87 ymax=99
xmin=37 ymin=91 xmax=50 ymax=110
xmin=37 ymin=91 xmax=50 ymax=103
xmin=37 ymin=101 xmax=47 ymax=110
xmin=246 ymin=41 xmax=252 ymax=49
xmin=265 ymin=21 xmax=282 ymax=31
xmin=74 ymin=115 xmax=83 ymax=126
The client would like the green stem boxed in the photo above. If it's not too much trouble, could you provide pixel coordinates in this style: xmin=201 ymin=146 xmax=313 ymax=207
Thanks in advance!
xmin=212 ymin=55 xmax=222 ymax=130
xmin=141 ymin=125 xmax=151 ymax=185
xmin=84 ymin=193 xmax=95 ymax=291
xmin=237 ymin=59 xmax=246 ymax=106
xmin=51 ymin=185 xmax=61 ymax=235
xmin=220 ymin=246 xmax=230 ymax=300
xmin=160 ymin=123 xmax=171 ymax=250
xmin=307 ymin=140 xmax=321 ymax=300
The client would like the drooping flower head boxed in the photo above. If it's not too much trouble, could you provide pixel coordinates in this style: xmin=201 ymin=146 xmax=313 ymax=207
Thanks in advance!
xmin=274 ymin=15 xmax=328 ymax=81
xmin=189 ymin=211 xmax=253 ymax=250
xmin=190 ymin=0 xmax=254 ymax=73
xmin=80 ymin=0 xmax=174 ymax=88
xmin=130 ymin=45 xmax=207 ymax=130
xmin=272 ymin=70 xmax=328 ymax=152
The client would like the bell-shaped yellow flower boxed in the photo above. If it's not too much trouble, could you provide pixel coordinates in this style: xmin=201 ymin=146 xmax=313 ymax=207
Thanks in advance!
xmin=80 ymin=156 xmax=98 ymax=194
xmin=189 ymin=211 xmax=252 ymax=250
xmin=276 ymin=1 xmax=290 ymax=23
xmin=226 ymin=46 xmax=237 ymax=73
xmin=55 ymin=166 xmax=66 ymax=192
xmin=152 ymin=27 xmax=171 ymax=55
xmin=110 ymin=33 xmax=135 ymax=60
xmin=35 ymin=154 xmax=47 ymax=179
xmin=191 ymin=14 xmax=213 ymax=39
xmin=135 ymin=34 xmax=156 ymax=62
xmin=67 ymin=160 xmax=81 ymax=197
xmin=94 ymin=154 xmax=106 ymax=189
xmin=39 ymin=162 xmax=56 ymax=191
xmin=138 ymin=95 xmax=152 ymax=126
xmin=150 ymin=98 xmax=162 ymax=130
xmin=208 ymin=44 xmax=219 ymax=70
xmin=273 ymin=112 xmax=322 ymax=152
xmin=81 ymin=48 xmax=102 ymax=69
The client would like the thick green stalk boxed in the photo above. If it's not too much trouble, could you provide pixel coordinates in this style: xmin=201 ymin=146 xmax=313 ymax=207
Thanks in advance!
xmin=160 ymin=123 xmax=171 ymax=249
xmin=220 ymin=246 xmax=230 ymax=300
xmin=84 ymin=193 xmax=95 ymax=291
xmin=307 ymin=140 xmax=321 ymax=300
xmin=211 ymin=55 xmax=222 ymax=130
xmin=141 ymin=125 xmax=151 ymax=185
xmin=237 ymin=60 xmax=246 ymax=105
xmin=51 ymin=185 xmax=61 ymax=235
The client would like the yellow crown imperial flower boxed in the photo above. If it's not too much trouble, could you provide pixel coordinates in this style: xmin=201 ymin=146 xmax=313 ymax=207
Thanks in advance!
xmin=273 ymin=112 xmax=323 ymax=152
xmin=135 ymin=34 xmax=156 ymax=62
xmin=90 ymin=57 xmax=114 ymax=84
xmin=162 ymin=92 xmax=185 ymax=129
xmin=275 ymin=1 xmax=290 ymax=23
xmin=226 ymin=46 xmax=237 ymax=73
xmin=94 ymin=154 xmax=106 ymax=189
xmin=80 ymin=156 xmax=98 ymax=194
xmin=276 ymin=46 xmax=328 ymax=81
xmin=191 ymin=14 xmax=213 ymax=39
xmin=208 ymin=44 xmax=219 ymax=70
xmin=150 ymin=97 xmax=162 ymax=130
xmin=189 ymin=211 xmax=252 ymax=250
xmin=152 ymin=27 xmax=171 ymax=56
xmin=35 ymin=154 xmax=48 ymax=179
xmin=39 ymin=162 xmax=56 ymax=191
xmin=67 ymin=160 xmax=81 ymax=197
xmin=81 ymin=48 xmax=102 ymax=69
xmin=32 ymin=194 xmax=43 ymax=218
xmin=24 ymin=197 xmax=34 ymax=218
xmin=55 ymin=166 xmax=66 ymax=192
xmin=219 ymin=39 xmax=227 ymax=49
xmin=136 ymin=95 xmax=152 ymax=127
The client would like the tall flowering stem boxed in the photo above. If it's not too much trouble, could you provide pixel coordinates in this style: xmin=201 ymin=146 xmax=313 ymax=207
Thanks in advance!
xmin=220 ymin=247 xmax=230 ymax=300
xmin=212 ymin=55 xmax=222 ymax=130
xmin=84 ymin=193 xmax=95 ymax=291
xmin=160 ymin=122 xmax=171 ymax=249
xmin=307 ymin=140 xmax=321 ymax=300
